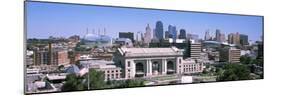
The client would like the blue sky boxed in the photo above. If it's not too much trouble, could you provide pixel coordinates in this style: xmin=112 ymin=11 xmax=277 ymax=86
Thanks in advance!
xmin=26 ymin=2 xmax=263 ymax=41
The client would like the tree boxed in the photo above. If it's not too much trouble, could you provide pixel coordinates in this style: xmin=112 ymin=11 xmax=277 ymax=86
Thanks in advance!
xmin=61 ymin=74 xmax=85 ymax=91
xmin=126 ymin=79 xmax=144 ymax=87
xmin=112 ymin=79 xmax=144 ymax=88
xmin=240 ymin=55 xmax=252 ymax=64
xmin=217 ymin=64 xmax=251 ymax=81
xmin=88 ymin=69 xmax=106 ymax=89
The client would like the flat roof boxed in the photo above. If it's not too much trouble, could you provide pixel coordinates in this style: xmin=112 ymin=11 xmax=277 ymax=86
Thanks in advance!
xmin=118 ymin=47 xmax=182 ymax=57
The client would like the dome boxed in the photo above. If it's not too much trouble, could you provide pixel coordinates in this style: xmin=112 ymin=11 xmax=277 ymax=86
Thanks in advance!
xmin=82 ymin=32 xmax=112 ymax=47
xmin=84 ymin=33 xmax=99 ymax=42
xmin=97 ymin=35 xmax=112 ymax=43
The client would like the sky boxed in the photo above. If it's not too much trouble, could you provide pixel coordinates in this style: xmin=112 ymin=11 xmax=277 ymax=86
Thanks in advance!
xmin=26 ymin=1 xmax=263 ymax=42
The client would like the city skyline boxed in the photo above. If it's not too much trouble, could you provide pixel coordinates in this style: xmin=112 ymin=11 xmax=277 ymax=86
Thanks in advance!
xmin=26 ymin=2 xmax=263 ymax=42
xmin=25 ymin=2 xmax=264 ymax=94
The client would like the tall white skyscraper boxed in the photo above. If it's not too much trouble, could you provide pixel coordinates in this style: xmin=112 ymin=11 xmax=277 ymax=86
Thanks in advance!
xmin=144 ymin=24 xmax=152 ymax=44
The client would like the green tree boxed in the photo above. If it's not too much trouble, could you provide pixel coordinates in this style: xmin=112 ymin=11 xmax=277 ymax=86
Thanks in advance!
xmin=240 ymin=55 xmax=253 ymax=64
xmin=88 ymin=69 xmax=106 ymax=89
xmin=116 ymin=79 xmax=144 ymax=88
xmin=217 ymin=64 xmax=251 ymax=81
xmin=126 ymin=79 xmax=144 ymax=87
xmin=61 ymin=74 xmax=85 ymax=91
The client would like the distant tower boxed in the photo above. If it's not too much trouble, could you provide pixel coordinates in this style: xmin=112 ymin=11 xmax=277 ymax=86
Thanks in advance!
xmin=155 ymin=21 xmax=164 ymax=40
xmin=141 ymin=32 xmax=144 ymax=42
xmin=204 ymin=29 xmax=211 ymax=40
xmin=144 ymin=24 xmax=152 ymax=44
xmin=235 ymin=32 xmax=240 ymax=45
xmin=220 ymin=32 xmax=226 ymax=42
xmin=228 ymin=32 xmax=240 ymax=45
xmin=104 ymin=28 xmax=106 ymax=35
xmin=179 ymin=29 xmax=187 ymax=39
xmin=136 ymin=32 xmax=139 ymax=42
xmin=228 ymin=33 xmax=234 ymax=44
xmin=239 ymin=34 xmax=248 ymax=45
xmin=168 ymin=25 xmax=177 ymax=42
xmin=215 ymin=29 xmax=221 ymax=42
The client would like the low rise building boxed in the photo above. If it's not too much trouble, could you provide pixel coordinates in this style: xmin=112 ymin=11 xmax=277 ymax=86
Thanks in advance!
xmin=80 ymin=60 xmax=122 ymax=81
xmin=182 ymin=58 xmax=204 ymax=74
xmin=33 ymin=49 xmax=70 ymax=66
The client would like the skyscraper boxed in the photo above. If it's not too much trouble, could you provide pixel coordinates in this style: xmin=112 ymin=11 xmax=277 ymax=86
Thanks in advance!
xmin=144 ymin=24 xmax=152 ymax=44
xmin=168 ymin=25 xmax=173 ymax=38
xmin=136 ymin=31 xmax=141 ymax=42
xmin=164 ymin=31 xmax=170 ymax=39
xmin=215 ymin=29 xmax=221 ymax=42
xmin=228 ymin=32 xmax=240 ymax=45
xmin=168 ymin=25 xmax=177 ymax=42
xmin=228 ymin=33 xmax=234 ymax=44
xmin=155 ymin=21 xmax=164 ymax=40
xmin=220 ymin=33 xmax=226 ymax=42
xmin=178 ymin=29 xmax=187 ymax=39
xmin=204 ymin=30 xmax=211 ymax=40
xmin=234 ymin=32 xmax=240 ymax=45
xmin=239 ymin=34 xmax=249 ymax=45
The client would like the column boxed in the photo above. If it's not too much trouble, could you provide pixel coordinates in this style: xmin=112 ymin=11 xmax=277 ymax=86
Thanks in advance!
xmin=162 ymin=58 xmax=167 ymax=75
xmin=146 ymin=59 xmax=152 ymax=76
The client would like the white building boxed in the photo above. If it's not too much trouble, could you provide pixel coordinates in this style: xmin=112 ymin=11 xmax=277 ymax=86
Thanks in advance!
xmin=113 ymin=47 xmax=184 ymax=79
xmin=144 ymin=24 xmax=152 ymax=44
xmin=182 ymin=58 xmax=204 ymax=74
xmin=80 ymin=60 xmax=122 ymax=81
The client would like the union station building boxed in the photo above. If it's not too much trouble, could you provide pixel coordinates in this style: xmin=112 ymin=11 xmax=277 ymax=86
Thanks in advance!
xmin=113 ymin=47 xmax=187 ymax=79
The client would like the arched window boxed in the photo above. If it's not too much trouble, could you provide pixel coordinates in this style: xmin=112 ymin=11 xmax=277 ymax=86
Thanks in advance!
xmin=152 ymin=61 xmax=160 ymax=72
xmin=167 ymin=61 xmax=175 ymax=74
xmin=135 ymin=62 xmax=144 ymax=77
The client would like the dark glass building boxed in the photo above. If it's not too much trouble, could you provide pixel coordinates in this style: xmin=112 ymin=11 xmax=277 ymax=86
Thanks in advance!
xmin=178 ymin=29 xmax=187 ymax=39
xmin=240 ymin=34 xmax=249 ymax=45
xmin=119 ymin=32 xmax=134 ymax=43
xmin=155 ymin=21 xmax=164 ymax=40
